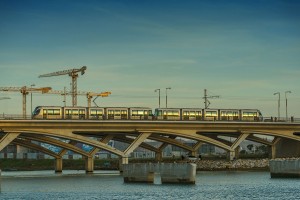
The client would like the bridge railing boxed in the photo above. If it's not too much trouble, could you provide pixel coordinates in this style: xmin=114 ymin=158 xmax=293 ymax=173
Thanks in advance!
xmin=0 ymin=114 xmax=299 ymax=123
xmin=262 ymin=117 xmax=300 ymax=123
xmin=0 ymin=114 xmax=32 ymax=120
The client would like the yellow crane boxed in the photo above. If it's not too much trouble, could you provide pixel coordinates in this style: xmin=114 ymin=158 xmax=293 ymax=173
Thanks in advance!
xmin=0 ymin=86 xmax=52 ymax=118
xmin=45 ymin=90 xmax=111 ymax=107
xmin=0 ymin=97 xmax=10 ymax=100
xmin=39 ymin=66 xmax=87 ymax=107
xmin=87 ymin=92 xmax=111 ymax=107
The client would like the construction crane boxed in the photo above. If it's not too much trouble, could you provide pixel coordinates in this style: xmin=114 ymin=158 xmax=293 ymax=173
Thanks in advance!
xmin=0 ymin=97 xmax=11 ymax=100
xmin=45 ymin=90 xmax=111 ymax=107
xmin=0 ymin=86 xmax=52 ymax=118
xmin=87 ymin=92 xmax=111 ymax=107
xmin=38 ymin=66 xmax=87 ymax=107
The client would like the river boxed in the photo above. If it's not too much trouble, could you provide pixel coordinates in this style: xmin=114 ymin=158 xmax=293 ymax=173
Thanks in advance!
xmin=0 ymin=170 xmax=299 ymax=199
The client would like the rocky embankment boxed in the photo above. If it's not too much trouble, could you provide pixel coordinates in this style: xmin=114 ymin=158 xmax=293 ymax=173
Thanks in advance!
xmin=196 ymin=159 xmax=270 ymax=171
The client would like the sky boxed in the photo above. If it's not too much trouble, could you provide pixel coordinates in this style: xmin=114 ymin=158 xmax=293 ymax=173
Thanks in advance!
xmin=0 ymin=0 xmax=300 ymax=118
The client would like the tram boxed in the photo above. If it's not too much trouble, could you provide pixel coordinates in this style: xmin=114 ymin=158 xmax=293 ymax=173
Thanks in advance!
xmin=32 ymin=106 xmax=262 ymax=121
xmin=154 ymin=108 xmax=262 ymax=121
xmin=32 ymin=106 xmax=153 ymax=120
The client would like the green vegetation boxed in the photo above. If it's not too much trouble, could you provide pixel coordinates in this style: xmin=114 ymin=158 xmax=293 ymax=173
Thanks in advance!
xmin=0 ymin=159 xmax=119 ymax=171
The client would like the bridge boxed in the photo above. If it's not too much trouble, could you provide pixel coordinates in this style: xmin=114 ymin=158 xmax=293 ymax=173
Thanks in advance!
xmin=1 ymin=120 xmax=300 ymax=173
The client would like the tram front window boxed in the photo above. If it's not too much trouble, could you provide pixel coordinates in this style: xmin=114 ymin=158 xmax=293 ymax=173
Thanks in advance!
xmin=33 ymin=107 xmax=41 ymax=116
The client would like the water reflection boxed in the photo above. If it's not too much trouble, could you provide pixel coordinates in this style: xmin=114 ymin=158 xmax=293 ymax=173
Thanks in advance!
xmin=0 ymin=171 xmax=300 ymax=200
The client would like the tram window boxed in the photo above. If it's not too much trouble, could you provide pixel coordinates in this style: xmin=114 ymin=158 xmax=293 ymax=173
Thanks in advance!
xmin=144 ymin=111 xmax=148 ymax=115
xmin=163 ymin=111 xmax=167 ymax=116
xmin=72 ymin=110 xmax=79 ymax=115
xmin=47 ymin=110 xmax=54 ymax=115
xmin=34 ymin=108 xmax=41 ymax=115
xmin=132 ymin=110 xmax=138 ymax=116
xmin=155 ymin=110 xmax=162 ymax=116
xmin=43 ymin=110 xmax=47 ymax=114
xmin=196 ymin=111 xmax=202 ymax=116
xmin=136 ymin=110 xmax=143 ymax=115
xmin=54 ymin=109 xmax=60 ymax=115
xmin=243 ymin=112 xmax=257 ymax=117
xmin=108 ymin=110 xmax=114 ymax=115
xmin=121 ymin=110 xmax=127 ymax=115
xmin=91 ymin=110 xmax=103 ymax=115
xmin=206 ymin=111 xmax=217 ymax=116
xmin=79 ymin=109 xmax=85 ymax=114
xmin=167 ymin=111 xmax=179 ymax=116
xmin=190 ymin=111 xmax=195 ymax=117
xmin=183 ymin=111 xmax=189 ymax=116
xmin=90 ymin=110 xmax=96 ymax=115
xmin=115 ymin=110 xmax=121 ymax=116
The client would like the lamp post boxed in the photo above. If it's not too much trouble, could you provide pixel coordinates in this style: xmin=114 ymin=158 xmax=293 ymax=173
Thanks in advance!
xmin=166 ymin=87 xmax=171 ymax=108
xmin=285 ymin=91 xmax=291 ymax=121
xmin=155 ymin=89 xmax=161 ymax=108
xmin=273 ymin=92 xmax=280 ymax=120
xmin=30 ymin=84 xmax=35 ymax=119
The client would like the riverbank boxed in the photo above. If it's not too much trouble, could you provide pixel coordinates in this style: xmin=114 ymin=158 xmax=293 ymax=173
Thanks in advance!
xmin=0 ymin=158 xmax=271 ymax=171
xmin=0 ymin=158 xmax=119 ymax=171
xmin=196 ymin=158 xmax=270 ymax=171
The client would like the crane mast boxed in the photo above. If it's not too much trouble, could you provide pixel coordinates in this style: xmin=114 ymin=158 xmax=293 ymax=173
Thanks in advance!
xmin=39 ymin=66 xmax=87 ymax=107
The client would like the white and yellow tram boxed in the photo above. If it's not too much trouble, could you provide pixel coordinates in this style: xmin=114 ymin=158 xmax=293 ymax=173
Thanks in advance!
xmin=33 ymin=106 xmax=262 ymax=121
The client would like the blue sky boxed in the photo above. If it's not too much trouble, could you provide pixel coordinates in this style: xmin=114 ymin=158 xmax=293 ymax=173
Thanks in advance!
xmin=0 ymin=0 xmax=300 ymax=117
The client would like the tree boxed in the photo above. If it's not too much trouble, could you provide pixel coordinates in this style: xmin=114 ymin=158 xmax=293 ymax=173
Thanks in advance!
xmin=247 ymin=144 xmax=254 ymax=152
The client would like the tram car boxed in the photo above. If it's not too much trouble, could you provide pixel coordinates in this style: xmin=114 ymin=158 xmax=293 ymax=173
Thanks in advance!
xmin=33 ymin=106 xmax=262 ymax=122
xmin=154 ymin=108 xmax=262 ymax=121
xmin=32 ymin=106 xmax=153 ymax=120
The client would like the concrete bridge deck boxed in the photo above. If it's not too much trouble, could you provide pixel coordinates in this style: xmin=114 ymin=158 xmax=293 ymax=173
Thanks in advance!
xmin=1 ymin=120 xmax=300 ymax=173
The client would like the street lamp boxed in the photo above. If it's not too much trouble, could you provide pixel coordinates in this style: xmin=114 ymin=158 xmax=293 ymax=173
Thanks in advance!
xmin=154 ymin=89 xmax=161 ymax=108
xmin=273 ymin=92 xmax=280 ymax=120
xmin=31 ymin=84 xmax=35 ymax=119
xmin=166 ymin=87 xmax=171 ymax=108
xmin=285 ymin=91 xmax=291 ymax=121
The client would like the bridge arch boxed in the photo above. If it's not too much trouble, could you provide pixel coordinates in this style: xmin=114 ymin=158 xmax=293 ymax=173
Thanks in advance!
xmin=9 ymin=130 xmax=126 ymax=157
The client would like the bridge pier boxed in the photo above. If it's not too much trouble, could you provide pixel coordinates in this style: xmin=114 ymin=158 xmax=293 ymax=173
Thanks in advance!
xmin=119 ymin=156 xmax=129 ymax=172
xmin=85 ymin=156 xmax=94 ymax=173
xmin=274 ymin=138 xmax=300 ymax=158
xmin=55 ymin=157 xmax=63 ymax=173
xmin=229 ymin=151 xmax=236 ymax=161
xmin=190 ymin=151 xmax=197 ymax=157
xmin=155 ymin=152 xmax=163 ymax=162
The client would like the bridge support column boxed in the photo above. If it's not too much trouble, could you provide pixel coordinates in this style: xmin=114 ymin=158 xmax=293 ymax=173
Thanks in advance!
xmin=235 ymin=147 xmax=240 ymax=159
xmin=55 ymin=157 xmax=63 ymax=173
xmin=155 ymin=151 xmax=163 ymax=162
xmin=85 ymin=156 xmax=94 ymax=173
xmin=191 ymin=151 xmax=199 ymax=157
xmin=119 ymin=156 xmax=129 ymax=172
xmin=229 ymin=151 xmax=236 ymax=161
xmin=271 ymin=145 xmax=276 ymax=159
xmin=271 ymin=138 xmax=281 ymax=159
